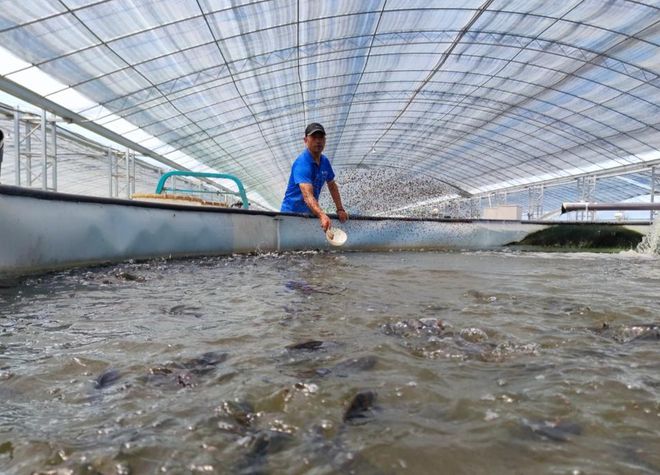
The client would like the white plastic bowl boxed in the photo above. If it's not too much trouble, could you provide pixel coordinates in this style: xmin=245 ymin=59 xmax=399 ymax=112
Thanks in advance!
xmin=326 ymin=227 xmax=348 ymax=246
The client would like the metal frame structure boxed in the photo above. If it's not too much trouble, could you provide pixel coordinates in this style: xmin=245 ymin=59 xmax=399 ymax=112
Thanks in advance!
xmin=0 ymin=2 xmax=658 ymax=214
xmin=0 ymin=103 xmax=240 ymax=203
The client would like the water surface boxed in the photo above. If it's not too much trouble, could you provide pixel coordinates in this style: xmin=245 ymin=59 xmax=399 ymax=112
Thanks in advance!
xmin=0 ymin=250 xmax=658 ymax=474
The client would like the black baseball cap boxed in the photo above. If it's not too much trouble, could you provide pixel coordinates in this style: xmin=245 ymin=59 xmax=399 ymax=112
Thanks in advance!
xmin=305 ymin=122 xmax=326 ymax=136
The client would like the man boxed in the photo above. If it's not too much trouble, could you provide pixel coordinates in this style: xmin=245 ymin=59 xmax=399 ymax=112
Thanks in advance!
xmin=281 ymin=123 xmax=348 ymax=232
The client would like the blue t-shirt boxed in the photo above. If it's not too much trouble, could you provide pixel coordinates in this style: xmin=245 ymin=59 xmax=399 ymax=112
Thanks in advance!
xmin=281 ymin=148 xmax=335 ymax=213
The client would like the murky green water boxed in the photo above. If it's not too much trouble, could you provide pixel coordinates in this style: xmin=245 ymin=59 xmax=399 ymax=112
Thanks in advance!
xmin=1 ymin=250 xmax=658 ymax=474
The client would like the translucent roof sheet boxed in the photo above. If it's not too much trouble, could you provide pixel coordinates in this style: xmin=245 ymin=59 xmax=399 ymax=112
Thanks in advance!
xmin=1 ymin=0 xmax=659 ymax=210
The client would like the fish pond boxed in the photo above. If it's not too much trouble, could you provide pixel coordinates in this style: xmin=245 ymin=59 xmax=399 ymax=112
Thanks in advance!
xmin=0 ymin=250 xmax=658 ymax=474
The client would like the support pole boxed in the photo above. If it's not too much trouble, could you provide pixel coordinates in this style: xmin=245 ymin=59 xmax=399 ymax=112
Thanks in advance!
xmin=562 ymin=202 xmax=660 ymax=213
xmin=0 ymin=128 xmax=4 ymax=180
xmin=114 ymin=150 xmax=119 ymax=197
xmin=651 ymin=166 xmax=657 ymax=222
xmin=131 ymin=152 xmax=136 ymax=195
xmin=527 ymin=185 xmax=544 ymax=220
xmin=13 ymin=107 xmax=20 ymax=186
xmin=125 ymin=147 xmax=130 ymax=198
xmin=41 ymin=109 xmax=47 ymax=190
xmin=50 ymin=118 xmax=57 ymax=191
xmin=107 ymin=147 xmax=113 ymax=198
xmin=25 ymin=121 xmax=31 ymax=186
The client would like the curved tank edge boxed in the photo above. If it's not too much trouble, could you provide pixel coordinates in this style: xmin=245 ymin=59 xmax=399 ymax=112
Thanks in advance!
xmin=0 ymin=188 xmax=652 ymax=277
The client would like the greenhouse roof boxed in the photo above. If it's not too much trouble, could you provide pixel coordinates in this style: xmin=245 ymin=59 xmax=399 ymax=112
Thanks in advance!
xmin=0 ymin=0 xmax=659 ymax=210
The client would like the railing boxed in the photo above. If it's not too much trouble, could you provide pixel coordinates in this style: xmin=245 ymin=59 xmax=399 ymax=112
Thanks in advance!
xmin=155 ymin=171 xmax=249 ymax=209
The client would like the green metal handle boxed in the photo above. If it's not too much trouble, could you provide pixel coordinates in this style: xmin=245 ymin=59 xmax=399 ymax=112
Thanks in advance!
xmin=155 ymin=171 xmax=249 ymax=209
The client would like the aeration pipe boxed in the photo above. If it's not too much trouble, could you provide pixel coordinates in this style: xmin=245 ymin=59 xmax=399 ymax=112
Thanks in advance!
xmin=561 ymin=202 xmax=660 ymax=213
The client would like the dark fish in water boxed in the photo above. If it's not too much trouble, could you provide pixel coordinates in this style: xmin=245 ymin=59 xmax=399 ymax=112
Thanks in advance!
xmin=296 ymin=356 xmax=377 ymax=379
xmin=624 ymin=324 xmax=660 ymax=341
xmin=285 ymin=280 xmax=342 ymax=295
xmin=381 ymin=318 xmax=447 ymax=338
xmin=115 ymin=271 xmax=144 ymax=282
xmin=218 ymin=400 xmax=256 ymax=429
xmin=522 ymin=418 xmax=582 ymax=442
xmin=591 ymin=322 xmax=660 ymax=343
xmin=344 ymin=390 xmax=377 ymax=423
xmin=94 ymin=369 xmax=121 ymax=389
xmin=234 ymin=429 xmax=295 ymax=475
xmin=333 ymin=355 xmax=378 ymax=374
xmin=141 ymin=351 xmax=228 ymax=387
xmin=180 ymin=351 xmax=228 ymax=373
xmin=286 ymin=340 xmax=324 ymax=351
xmin=167 ymin=304 xmax=203 ymax=318
xmin=301 ymin=423 xmax=388 ymax=474
xmin=176 ymin=371 xmax=196 ymax=388
xmin=0 ymin=441 xmax=13 ymax=460
xmin=310 ymin=356 xmax=378 ymax=378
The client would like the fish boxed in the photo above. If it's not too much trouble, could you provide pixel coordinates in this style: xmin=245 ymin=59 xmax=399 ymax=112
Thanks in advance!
xmin=179 ymin=351 xmax=228 ymax=374
xmin=286 ymin=340 xmax=324 ymax=351
xmin=381 ymin=318 xmax=447 ymax=338
xmin=114 ymin=271 xmax=144 ymax=282
xmin=285 ymin=280 xmax=342 ymax=295
xmin=312 ymin=356 xmax=378 ymax=378
xmin=140 ymin=351 xmax=228 ymax=388
xmin=521 ymin=418 xmax=582 ymax=442
xmin=343 ymin=390 xmax=377 ymax=423
xmin=93 ymin=369 xmax=121 ymax=389
xmin=299 ymin=395 xmax=387 ymax=474
xmin=167 ymin=304 xmax=203 ymax=318
xmin=590 ymin=322 xmax=660 ymax=343
xmin=237 ymin=429 xmax=294 ymax=474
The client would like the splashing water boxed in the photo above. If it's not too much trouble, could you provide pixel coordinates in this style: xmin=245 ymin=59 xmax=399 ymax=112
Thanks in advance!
xmin=636 ymin=215 xmax=660 ymax=255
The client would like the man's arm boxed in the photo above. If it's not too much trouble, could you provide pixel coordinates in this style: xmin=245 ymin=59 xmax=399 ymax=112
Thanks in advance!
xmin=299 ymin=183 xmax=332 ymax=231
xmin=327 ymin=180 xmax=348 ymax=223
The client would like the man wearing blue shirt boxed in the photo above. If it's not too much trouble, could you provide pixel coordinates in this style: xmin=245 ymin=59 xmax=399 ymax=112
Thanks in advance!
xmin=281 ymin=123 xmax=349 ymax=231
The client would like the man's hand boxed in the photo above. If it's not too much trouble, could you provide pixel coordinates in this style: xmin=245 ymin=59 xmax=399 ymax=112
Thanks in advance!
xmin=319 ymin=213 xmax=332 ymax=231
xmin=337 ymin=209 xmax=348 ymax=223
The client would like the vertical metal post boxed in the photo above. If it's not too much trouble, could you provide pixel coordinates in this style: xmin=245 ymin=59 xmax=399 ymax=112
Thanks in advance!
xmin=527 ymin=185 xmax=544 ymax=220
xmin=41 ymin=109 xmax=48 ymax=190
xmin=13 ymin=107 xmax=20 ymax=186
xmin=107 ymin=148 xmax=113 ymax=198
xmin=114 ymin=151 xmax=119 ymax=197
xmin=0 ymin=129 xmax=4 ymax=181
xmin=50 ymin=118 xmax=57 ymax=191
xmin=131 ymin=152 xmax=136 ymax=195
xmin=25 ymin=121 xmax=32 ymax=186
xmin=577 ymin=176 xmax=596 ymax=221
xmin=652 ymin=166 xmax=657 ymax=221
xmin=125 ymin=148 xmax=130 ymax=198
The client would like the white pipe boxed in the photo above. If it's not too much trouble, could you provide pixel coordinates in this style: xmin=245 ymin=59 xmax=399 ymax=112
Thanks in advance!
xmin=562 ymin=202 xmax=660 ymax=213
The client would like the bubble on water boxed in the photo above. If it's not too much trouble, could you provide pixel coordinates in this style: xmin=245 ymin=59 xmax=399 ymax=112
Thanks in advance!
xmin=320 ymin=419 xmax=334 ymax=430
xmin=294 ymin=382 xmax=319 ymax=395
xmin=484 ymin=410 xmax=499 ymax=421
xmin=460 ymin=327 xmax=489 ymax=342
xmin=270 ymin=419 xmax=297 ymax=434
xmin=189 ymin=464 xmax=215 ymax=472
